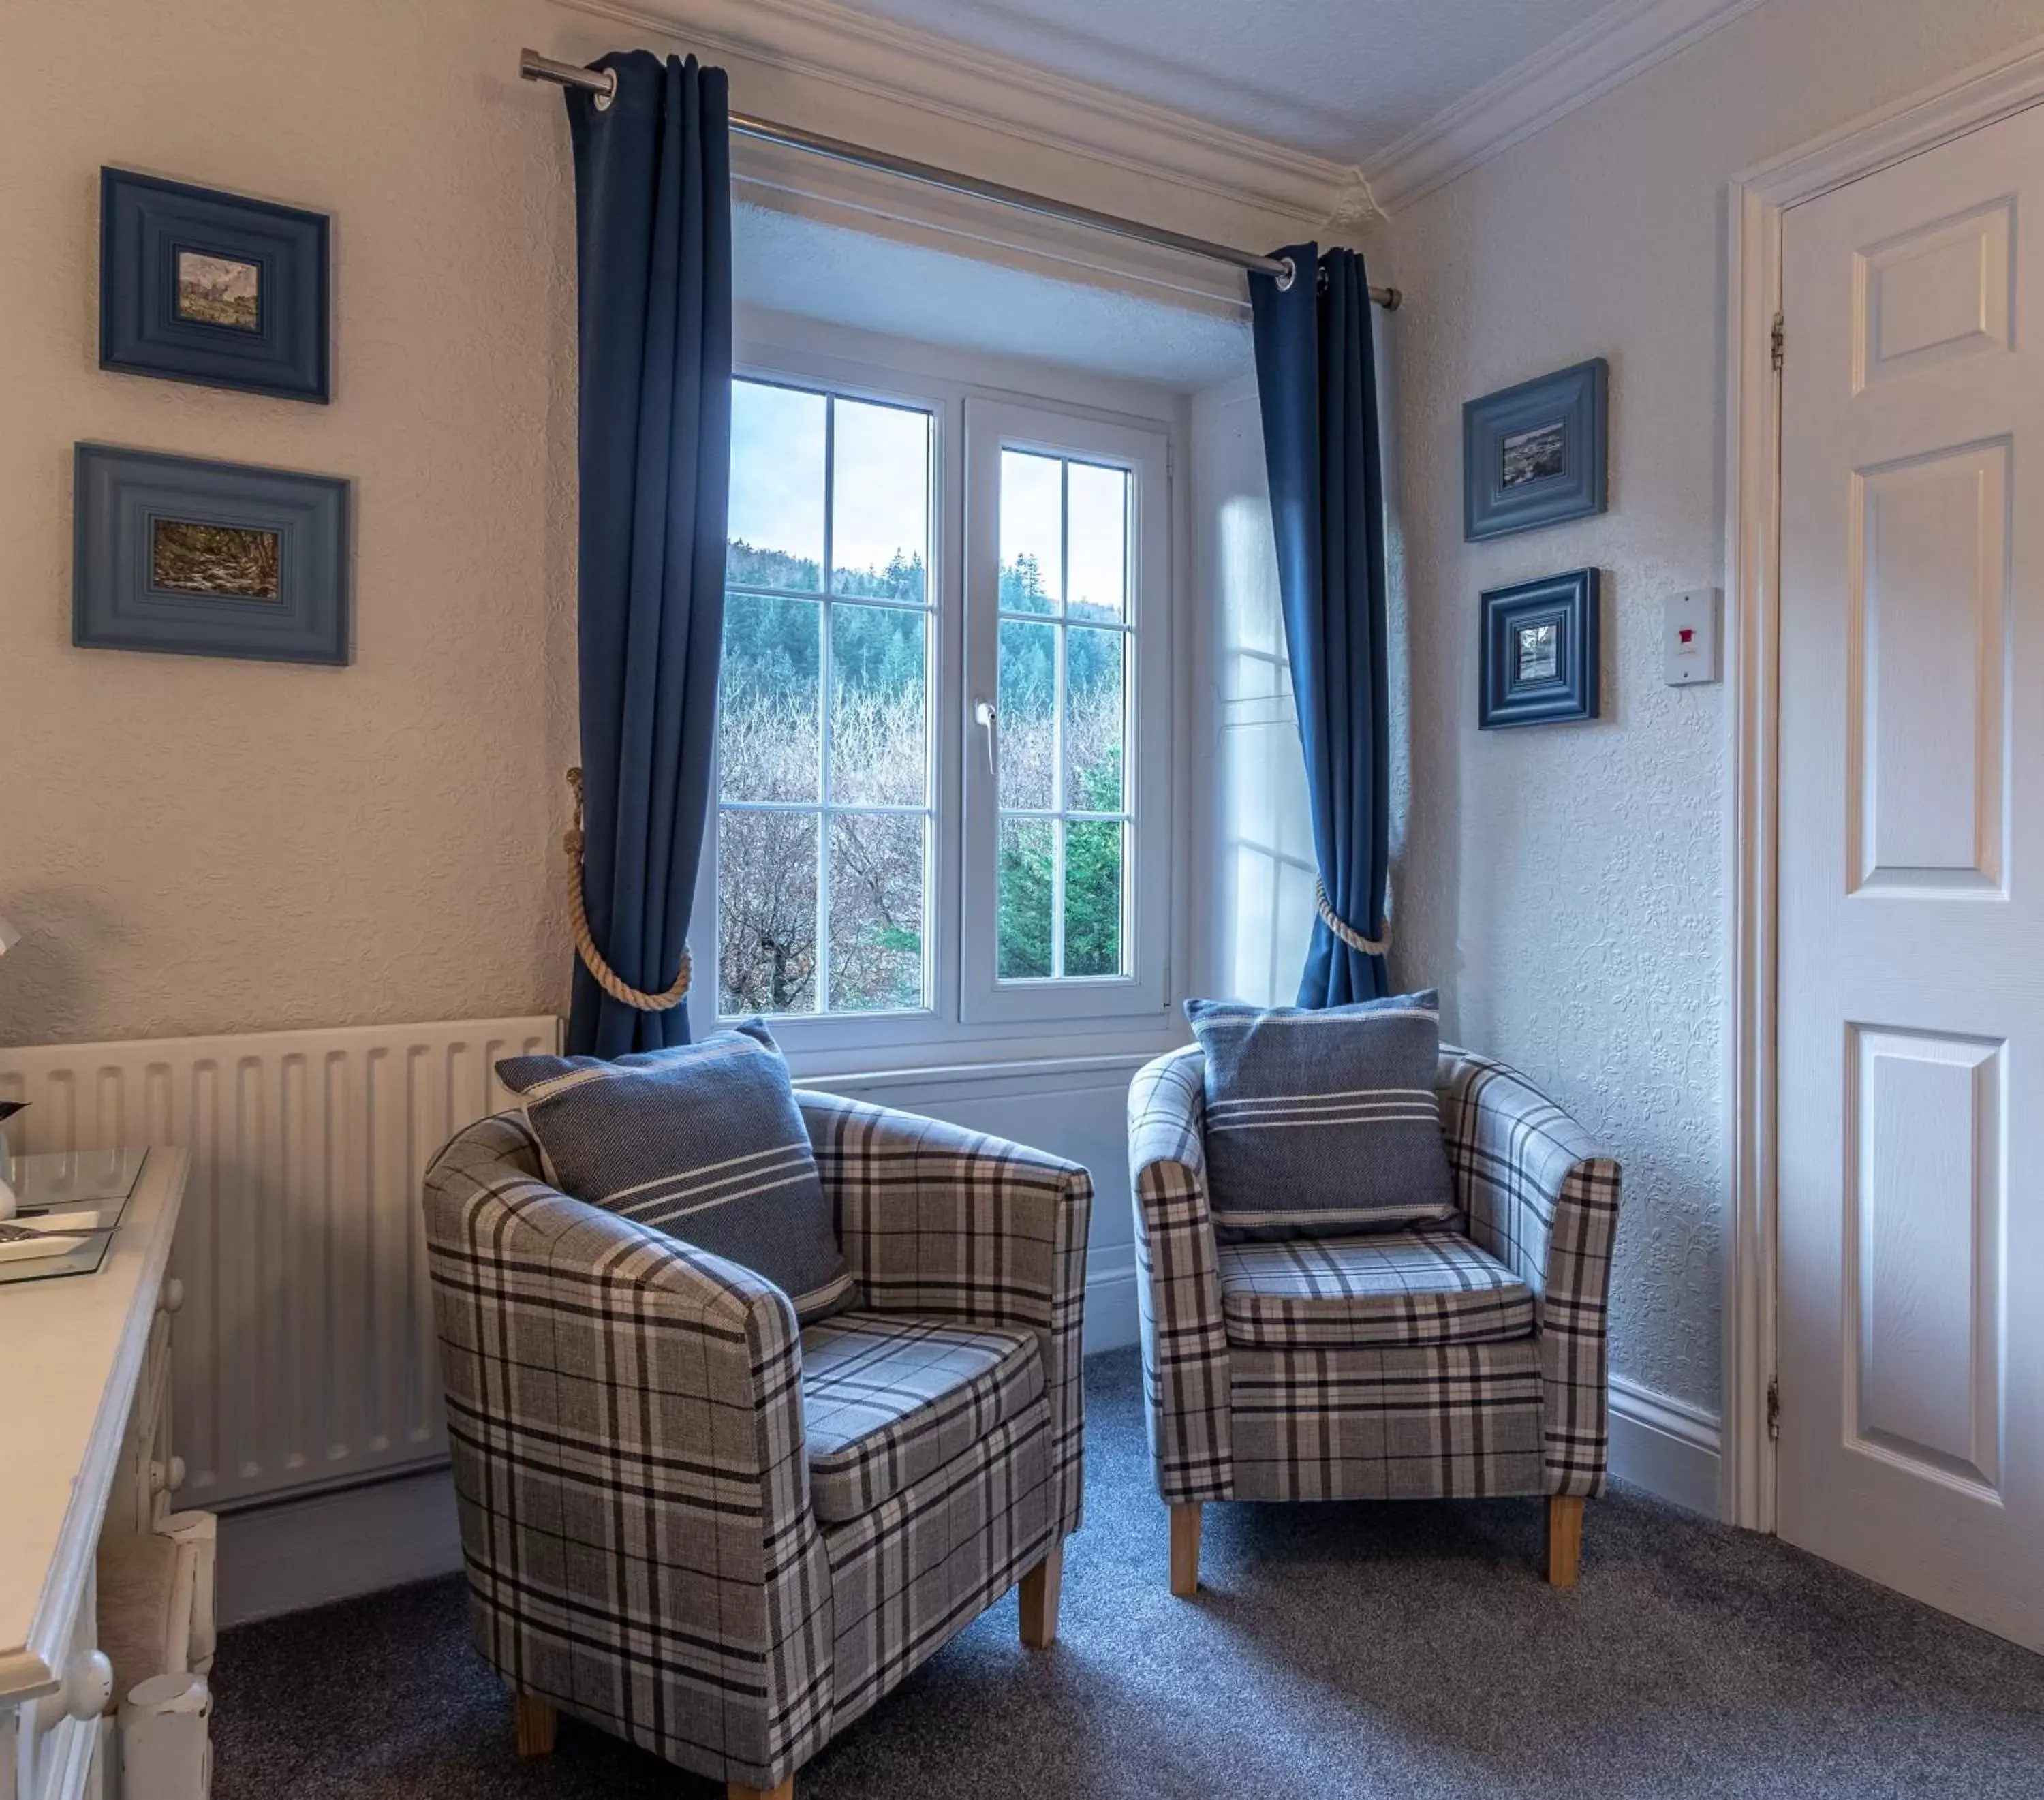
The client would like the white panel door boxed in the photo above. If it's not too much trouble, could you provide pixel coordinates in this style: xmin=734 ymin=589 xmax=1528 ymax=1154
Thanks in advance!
xmin=1778 ymin=103 xmax=2044 ymax=1649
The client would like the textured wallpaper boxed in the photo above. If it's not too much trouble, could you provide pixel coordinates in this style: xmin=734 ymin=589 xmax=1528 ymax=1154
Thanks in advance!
xmin=1372 ymin=0 xmax=2041 ymax=1414
xmin=1 ymin=0 xmax=587 ymax=1048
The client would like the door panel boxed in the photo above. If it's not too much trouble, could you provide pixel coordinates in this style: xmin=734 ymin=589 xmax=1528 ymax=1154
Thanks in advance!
xmin=1848 ymin=1027 xmax=2003 ymax=1491
xmin=1851 ymin=440 xmax=2008 ymax=890
xmin=1778 ymin=102 xmax=2043 ymax=1651
xmin=1857 ymin=199 xmax=2013 ymax=387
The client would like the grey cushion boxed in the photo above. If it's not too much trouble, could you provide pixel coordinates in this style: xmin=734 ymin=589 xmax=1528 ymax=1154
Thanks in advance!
xmin=1215 ymin=1228 xmax=1533 ymax=1348
xmin=800 ymin=1312 xmax=1043 ymax=1523
xmin=495 ymin=1020 xmax=858 ymax=1322
xmin=1185 ymin=989 xmax=1457 ymax=1237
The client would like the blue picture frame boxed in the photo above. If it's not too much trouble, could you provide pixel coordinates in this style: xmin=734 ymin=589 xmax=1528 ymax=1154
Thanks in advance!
xmin=1464 ymin=359 xmax=1607 ymax=542
xmin=100 ymin=168 xmax=330 ymax=403
xmin=74 ymin=444 xmax=351 ymax=666
xmin=1479 ymin=568 xmax=1599 ymax=729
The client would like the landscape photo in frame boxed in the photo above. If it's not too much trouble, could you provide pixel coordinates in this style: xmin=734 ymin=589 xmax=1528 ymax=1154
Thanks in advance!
xmin=1464 ymin=359 xmax=1607 ymax=540
xmin=173 ymin=248 xmax=262 ymax=331
xmin=100 ymin=168 xmax=329 ymax=401
xmin=74 ymin=444 xmax=350 ymax=664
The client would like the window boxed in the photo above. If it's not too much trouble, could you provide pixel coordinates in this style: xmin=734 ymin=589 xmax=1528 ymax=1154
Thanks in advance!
xmin=709 ymin=363 xmax=1171 ymax=1045
xmin=963 ymin=398 xmax=1169 ymax=1025
xmin=991 ymin=449 xmax=1132 ymax=982
xmin=716 ymin=380 xmax=935 ymax=1017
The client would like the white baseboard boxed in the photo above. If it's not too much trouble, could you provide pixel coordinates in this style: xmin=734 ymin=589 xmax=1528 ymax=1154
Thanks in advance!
xmin=1084 ymin=1262 xmax=1139 ymax=1354
xmin=216 ymin=1465 xmax=465 ymax=1628
xmin=1608 ymin=1373 xmax=1722 ymax=1517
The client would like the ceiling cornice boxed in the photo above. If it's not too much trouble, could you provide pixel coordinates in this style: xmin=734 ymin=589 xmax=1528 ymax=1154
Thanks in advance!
xmin=1363 ymin=0 xmax=1771 ymax=213
xmin=550 ymin=0 xmax=1375 ymax=234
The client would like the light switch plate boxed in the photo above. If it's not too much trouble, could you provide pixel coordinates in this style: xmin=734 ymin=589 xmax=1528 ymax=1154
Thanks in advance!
xmin=1663 ymin=589 xmax=1720 ymax=685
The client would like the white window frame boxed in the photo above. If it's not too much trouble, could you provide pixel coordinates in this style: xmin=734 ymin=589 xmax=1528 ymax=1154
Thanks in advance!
xmin=690 ymin=337 xmax=1177 ymax=1058
xmin=960 ymin=398 xmax=1172 ymax=1024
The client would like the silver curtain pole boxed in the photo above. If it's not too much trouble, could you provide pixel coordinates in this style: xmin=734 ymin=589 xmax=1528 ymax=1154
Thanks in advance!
xmin=518 ymin=50 xmax=1402 ymax=310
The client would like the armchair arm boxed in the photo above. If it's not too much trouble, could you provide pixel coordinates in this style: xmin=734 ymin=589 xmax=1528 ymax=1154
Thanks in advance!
xmin=1127 ymin=1047 xmax=1233 ymax=1504
xmin=795 ymin=1091 xmax=1091 ymax=1536
xmin=423 ymin=1115 xmax=833 ymax=1788
xmin=1437 ymin=1049 xmax=1622 ymax=1497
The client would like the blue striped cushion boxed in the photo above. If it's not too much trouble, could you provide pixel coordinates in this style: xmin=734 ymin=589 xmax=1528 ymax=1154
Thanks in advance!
xmin=1185 ymin=990 xmax=1457 ymax=1237
xmin=495 ymin=1021 xmax=858 ymax=1322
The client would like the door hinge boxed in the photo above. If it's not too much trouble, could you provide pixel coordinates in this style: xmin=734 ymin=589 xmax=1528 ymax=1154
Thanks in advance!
xmin=1770 ymin=312 xmax=1785 ymax=372
xmin=1766 ymin=1374 xmax=1781 ymax=1441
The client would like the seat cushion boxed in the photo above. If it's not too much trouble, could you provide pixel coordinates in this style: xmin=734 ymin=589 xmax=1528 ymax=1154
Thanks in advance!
xmin=495 ymin=1019 xmax=857 ymax=1324
xmin=1217 ymin=1228 xmax=1534 ymax=1349
xmin=802 ymin=1312 xmax=1044 ymax=1523
xmin=1186 ymin=990 xmax=1457 ymax=1237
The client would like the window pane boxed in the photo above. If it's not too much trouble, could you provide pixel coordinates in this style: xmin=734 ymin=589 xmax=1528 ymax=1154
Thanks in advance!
xmin=1064 ymin=820 xmax=1124 ymax=977
xmin=999 ymin=450 xmax=1062 ymax=612
xmin=1067 ymin=462 xmax=1128 ymax=622
xmin=1064 ymin=627 xmax=1125 ymax=812
xmin=831 ymin=604 xmax=927 ymax=805
xmin=718 ymin=809 xmax=818 ymax=1014
xmin=997 ymin=816 xmax=1054 ymax=979
xmin=729 ymin=382 xmax=825 ymax=590
xmin=719 ymin=594 xmax=819 ymax=802
xmin=997 ymin=619 xmax=1056 ymax=810
xmin=829 ymin=813 xmax=927 ymax=1011
xmin=832 ymin=399 xmax=929 ymax=600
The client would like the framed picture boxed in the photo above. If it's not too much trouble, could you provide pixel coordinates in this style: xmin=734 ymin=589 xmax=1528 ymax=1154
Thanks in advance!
xmin=1479 ymin=568 xmax=1599 ymax=728
xmin=100 ymin=168 xmax=330 ymax=402
xmin=73 ymin=444 xmax=350 ymax=666
xmin=1463 ymin=358 xmax=1607 ymax=541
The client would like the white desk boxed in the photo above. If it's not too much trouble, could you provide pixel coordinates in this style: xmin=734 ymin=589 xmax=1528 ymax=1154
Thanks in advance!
xmin=1 ymin=1151 xmax=193 ymax=1800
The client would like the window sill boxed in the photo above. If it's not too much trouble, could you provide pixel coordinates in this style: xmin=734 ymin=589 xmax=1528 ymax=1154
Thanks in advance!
xmin=771 ymin=1016 xmax=1188 ymax=1087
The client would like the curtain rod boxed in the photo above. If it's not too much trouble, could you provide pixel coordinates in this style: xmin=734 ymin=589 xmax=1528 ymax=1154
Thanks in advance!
xmin=519 ymin=49 xmax=1402 ymax=309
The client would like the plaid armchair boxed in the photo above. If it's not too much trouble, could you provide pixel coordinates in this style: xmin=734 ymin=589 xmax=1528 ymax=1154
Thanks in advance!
xmin=1129 ymin=1043 xmax=1619 ymax=1592
xmin=423 ymin=1092 xmax=1091 ymax=1800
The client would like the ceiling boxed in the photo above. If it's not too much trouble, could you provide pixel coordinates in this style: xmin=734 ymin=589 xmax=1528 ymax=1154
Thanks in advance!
xmin=733 ymin=204 xmax=1252 ymax=389
xmin=831 ymin=0 xmax=1622 ymax=164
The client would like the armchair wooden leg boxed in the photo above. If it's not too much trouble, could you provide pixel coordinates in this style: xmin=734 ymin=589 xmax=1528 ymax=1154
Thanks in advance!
xmin=1169 ymin=1502 xmax=1202 ymax=1598
xmin=1019 ymin=1539 xmax=1064 ymax=1648
xmin=728 ymin=1784 xmax=794 ymax=1800
xmin=1547 ymin=1495 xmax=1585 ymax=1589
xmin=512 ymin=1694 xmax=557 ymax=1757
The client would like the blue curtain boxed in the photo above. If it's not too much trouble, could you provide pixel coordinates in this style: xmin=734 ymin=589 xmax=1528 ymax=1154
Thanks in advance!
xmin=1248 ymin=244 xmax=1391 ymax=1007
xmin=564 ymin=52 xmax=732 ymax=1056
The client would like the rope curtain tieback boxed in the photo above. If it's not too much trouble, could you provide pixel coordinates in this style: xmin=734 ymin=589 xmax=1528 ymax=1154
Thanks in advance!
xmin=1315 ymin=877 xmax=1391 ymax=958
xmin=563 ymin=767 xmax=692 ymax=1011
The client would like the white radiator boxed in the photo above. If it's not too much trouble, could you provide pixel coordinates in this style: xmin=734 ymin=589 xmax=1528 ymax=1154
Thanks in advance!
xmin=0 ymin=1015 xmax=559 ymax=1510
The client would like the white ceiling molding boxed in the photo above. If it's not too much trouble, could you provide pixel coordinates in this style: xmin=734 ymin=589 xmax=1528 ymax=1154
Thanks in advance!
xmin=1362 ymin=0 xmax=1771 ymax=213
xmin=732 ymin=135 xmax=1256 ymax=315
xmin=547 ymin=0 xmax=1375 ymax=235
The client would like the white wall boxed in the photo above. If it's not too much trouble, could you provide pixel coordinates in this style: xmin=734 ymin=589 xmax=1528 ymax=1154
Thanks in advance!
xmin=1188 ymin=377 xmax=1316 ymax=1007
xmin=0 ymin=0 xmax=582 ymax=1049
xmin=1370 ymin=0 xmax=2044 ymax=1416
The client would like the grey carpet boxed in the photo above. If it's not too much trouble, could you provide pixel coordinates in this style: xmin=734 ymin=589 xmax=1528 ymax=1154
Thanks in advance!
xmin=211 ymin=1348 xmax=2044 ymax=1799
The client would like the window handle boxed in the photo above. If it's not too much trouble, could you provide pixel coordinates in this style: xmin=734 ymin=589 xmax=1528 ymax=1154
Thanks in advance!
xmin=973 ymin=698 xmax=998 ymax=778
